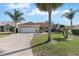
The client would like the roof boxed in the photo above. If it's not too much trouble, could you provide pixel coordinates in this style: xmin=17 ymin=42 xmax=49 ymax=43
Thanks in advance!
xmin=36 ymin=23 xmax=49 ymax=27
xmin=19 ymin=22 xmax=50 ymax=27
xmin=20 ymin=22 xmax=36 ymax=25
xmin=0 ymin=21 xmax=15 ymax=26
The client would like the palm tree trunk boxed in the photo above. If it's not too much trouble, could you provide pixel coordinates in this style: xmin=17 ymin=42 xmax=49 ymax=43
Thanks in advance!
xmin=14 ymin=23 xmax=17 ymax=34
xmin=71 ymin=19 xmax=72 ymax=30
xmin=47 ymin=5 xmax=52 ymax=42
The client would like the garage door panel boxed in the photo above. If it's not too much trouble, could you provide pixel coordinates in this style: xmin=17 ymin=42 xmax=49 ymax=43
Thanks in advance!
xmin=20 ymin=28 xmax=37 ymax=33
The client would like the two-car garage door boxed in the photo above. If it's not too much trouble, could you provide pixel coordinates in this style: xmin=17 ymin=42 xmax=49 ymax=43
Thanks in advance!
xmin=19 ymin=28 xmax=37 ymax=33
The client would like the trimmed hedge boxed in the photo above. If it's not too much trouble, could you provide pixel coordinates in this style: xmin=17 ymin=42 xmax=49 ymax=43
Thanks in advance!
xmin=72 ymin=29 xmax=79 ymax=35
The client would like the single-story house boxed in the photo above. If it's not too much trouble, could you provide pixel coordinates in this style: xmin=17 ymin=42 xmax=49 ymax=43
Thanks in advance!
xmin=68 ymin=25 xmax=79 ymax=29
xmin=0 ymin=21 xmax=15 ymax=32
xmin=18 ymin=22 xmax=53 ymax=33
xmin=18 ymin=22 xmax=40 ymax=33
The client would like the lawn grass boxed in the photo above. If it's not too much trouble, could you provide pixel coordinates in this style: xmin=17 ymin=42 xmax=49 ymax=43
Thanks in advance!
xmin=31 ymin=32 xmax=79 ymax=56
xmin=0 ymin=32 xmax=11 ymax=38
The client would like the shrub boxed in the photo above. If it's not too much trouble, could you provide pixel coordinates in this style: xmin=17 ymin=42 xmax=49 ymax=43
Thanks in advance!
xmin=60 ymin=25 xmax=65 ymax=28
xmin=9 ymin=26 xmax=15 ymax=33
xmin=39 ymin=26 xmax=44 ymax=30
xmin=39 ymin=30 xmax=44 ymax=33
xmin=58 ymin=25 xmax=65 ymax=32
xmin=72 ymin=29 xmax=79 ymax=35
xmin=39 ymin=26 xmax=44 ymax=33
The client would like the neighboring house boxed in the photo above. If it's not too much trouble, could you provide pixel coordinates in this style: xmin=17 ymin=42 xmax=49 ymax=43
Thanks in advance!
xmin=18 ymin=22 xmax=53 ymax=33
xmin=67 ymin=25 xmax=79 ymax=30
xmin=52 ymin=24 xmax=60 ymax=30
xmin=0 ymin=21 xmax=15 ymax=32
xmin=71 ymin=25 xmax=79 ymax=29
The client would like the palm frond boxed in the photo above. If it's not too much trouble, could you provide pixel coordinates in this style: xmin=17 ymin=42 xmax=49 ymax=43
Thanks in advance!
xmin=61 ymin=8 xmax=78 ymax=20
xmin=16 ymin=13 xmax=23 ymax=18
xmin=5 ymin=11 xmax=15 ymax=20
xmin=19 ymin=17 xmax=25 ymax=21
xmin=75 ymin=10 xmax=79 ymax=13
xmin=5 ymin=9 xmax=24 ymax=23
xmin=14 ymin=9 xmax=20 ymax=15
xmin=16 ymin=17 xmax=25 ymax=23
xmin=36 ymin=3 xmax=64 ymax=11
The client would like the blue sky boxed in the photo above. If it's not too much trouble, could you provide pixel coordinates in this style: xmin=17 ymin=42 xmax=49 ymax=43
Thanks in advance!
xmin=0 ymin=3 xmax=79 ymax=25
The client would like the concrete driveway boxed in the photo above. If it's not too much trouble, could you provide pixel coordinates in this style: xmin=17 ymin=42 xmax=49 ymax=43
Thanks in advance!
xmin=0 ymin=33 xmax=35 ymax=56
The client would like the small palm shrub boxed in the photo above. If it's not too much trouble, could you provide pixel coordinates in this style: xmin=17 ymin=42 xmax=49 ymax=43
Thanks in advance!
xmin=62 ymin=28 xmax=68 ymax=39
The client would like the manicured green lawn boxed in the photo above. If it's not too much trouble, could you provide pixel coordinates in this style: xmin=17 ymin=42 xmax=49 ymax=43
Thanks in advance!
xmin=31 ymin=32 xmax=79 ymax=56
xmin=0 ymin=32 xmax=11 ymax=38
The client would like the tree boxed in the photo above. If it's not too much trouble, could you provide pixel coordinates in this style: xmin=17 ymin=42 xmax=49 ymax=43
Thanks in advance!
xmin=5 ymin=9 xmax=25 ymax=33
xmin=60 ymin=24 xmax=65 ymax=28
xmin=36 ymin=3 xmax=63 ymax=42
xmin=62 ymin=8 xmax=79 ymax=30
xmin=62 ymin=27 xmax=68 ymax=39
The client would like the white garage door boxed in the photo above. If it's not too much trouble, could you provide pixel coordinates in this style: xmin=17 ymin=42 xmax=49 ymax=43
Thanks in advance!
xmin=20 ymin=28 xmax=37 ymax=33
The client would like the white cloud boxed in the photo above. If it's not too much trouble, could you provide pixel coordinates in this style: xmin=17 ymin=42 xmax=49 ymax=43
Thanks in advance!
xmin=63 ymin=9 xmax=70 ymax=13
xmin=27 ymin=8 xmax=60 ymax=16
xmin=27 ymin=8 xmax=48 ymax=16
xmin=6 ymin=3 xmax=31 ymax=15
xmin=52 ymin=9 xmax=70 ymax=15
xmin=27 ymin=8 xmax=69 ymax=16
xmin=7 ymin=3 xmax=31 ymax=9
xmin=6 ymin=4 xmax=69 ymax=16
xmin=52 ymin=11 xmax=61 ymax=15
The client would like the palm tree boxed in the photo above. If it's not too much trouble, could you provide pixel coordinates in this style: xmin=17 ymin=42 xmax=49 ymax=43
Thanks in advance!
xmin=5 ymin=9 xmax=25 ymax=33
xmin=36 ymin=3 xmax=63 ymax=42
xmin=62 ymin=8 xmax=79 ymax=30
